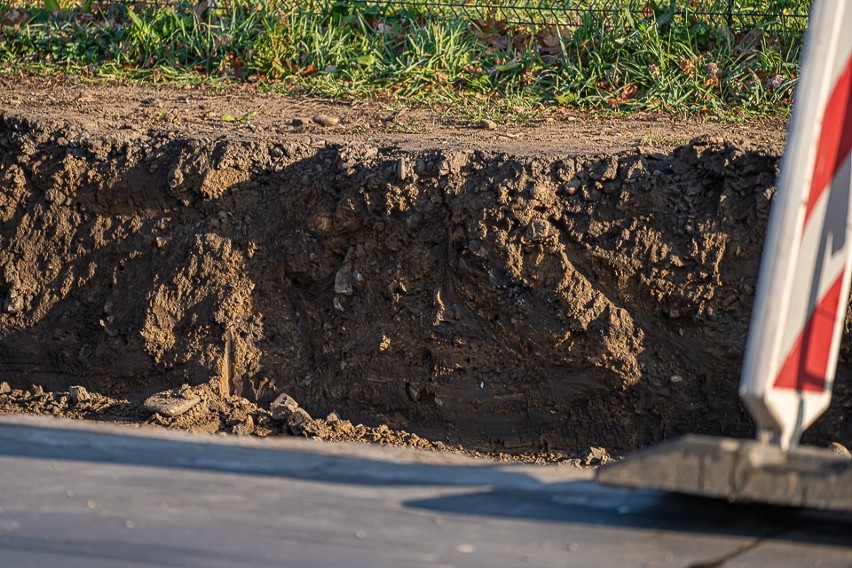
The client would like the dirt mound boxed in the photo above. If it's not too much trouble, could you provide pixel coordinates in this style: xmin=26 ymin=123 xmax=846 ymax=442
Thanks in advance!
xmin=0 ymin=110 xmax=849 ymax=454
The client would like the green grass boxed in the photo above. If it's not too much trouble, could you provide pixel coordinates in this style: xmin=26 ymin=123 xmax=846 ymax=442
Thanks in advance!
xmin=0 ymin=0 xmax=807 ymax=120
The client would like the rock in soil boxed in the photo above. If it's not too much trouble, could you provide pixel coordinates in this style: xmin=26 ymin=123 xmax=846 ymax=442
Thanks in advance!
xmin=830 ymin=442 xmax=851 ymax=458
xmin=584 ymin=447 xmax=613 ymax=466
xmin=144 ymin=388 xmax=201 ymax=418
xmin=286 ymin=407 xmax=316 ymax=437
xmin=269 ymin=393 xmax=300 ymax=420
xmin=312 ymin=114 xmax=340 ymax=127
xmin=0 ymin=382 xmax=10 ymax=395
xmin=68 ymin=385 xmax=90 ymax=404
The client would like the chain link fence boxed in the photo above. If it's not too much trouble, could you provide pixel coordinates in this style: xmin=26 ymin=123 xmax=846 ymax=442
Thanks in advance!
xmin=350 ymin=0 xmax=809 ymax=30
xmin=8 ymin=0 xmax=810 ymax=32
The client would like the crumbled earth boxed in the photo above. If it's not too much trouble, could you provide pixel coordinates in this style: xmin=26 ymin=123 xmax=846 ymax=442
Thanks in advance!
xmin=0 ymin=381 xmax=575 ymax=464
xmin=0 ymin=77 xmax=849 ymax=459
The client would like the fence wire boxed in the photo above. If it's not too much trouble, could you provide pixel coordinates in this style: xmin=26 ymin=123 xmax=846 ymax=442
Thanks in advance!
xmin=352 ymin=0 xmax=809 ymax=30
xmin=9 ymin=0 xmax=810 ymax=32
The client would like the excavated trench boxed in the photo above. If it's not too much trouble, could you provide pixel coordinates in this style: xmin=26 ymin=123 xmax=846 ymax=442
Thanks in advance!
xmin=0 ymin=112 xmax=849 ymax=454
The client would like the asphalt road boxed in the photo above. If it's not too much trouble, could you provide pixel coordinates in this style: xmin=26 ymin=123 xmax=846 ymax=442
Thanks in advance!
xmin=0 ymin=415 xmax=849 ymax=568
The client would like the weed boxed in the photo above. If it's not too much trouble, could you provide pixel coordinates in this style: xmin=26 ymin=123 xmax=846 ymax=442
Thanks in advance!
xmin=0 ymin=0 xmax=807 ymax=119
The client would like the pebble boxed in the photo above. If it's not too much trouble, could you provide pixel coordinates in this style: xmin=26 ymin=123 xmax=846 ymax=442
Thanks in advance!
xmin=312 ymin=114 xmax=340 ymax=127
xmin=829 ymin=442 xmax=851 ymax=458
xmin=477 ymin=118 xmax=497 ymax=130
xmin=396 ymin=157 xmax=410 ymax=181
xmin=334 ymin=269 xmax=353 ymax=296
xmin=0 ymin=381 xmax=10 ymax=395
xmin=291 ymin=117 xmax=306 ymax=127
xmin=143 ymin=388 xmax=201 ymax=417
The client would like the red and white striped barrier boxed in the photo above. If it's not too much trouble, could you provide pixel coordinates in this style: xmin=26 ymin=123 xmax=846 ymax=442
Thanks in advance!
xmin=740 ymin=0 xmax=852 ymax=450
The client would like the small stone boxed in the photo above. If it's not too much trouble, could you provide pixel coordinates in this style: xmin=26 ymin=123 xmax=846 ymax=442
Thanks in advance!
xmin=287 ymin=407 xmax=316 ymax=436
xmin=829 ymin=442 xmax=851 ymax=458
xmin=562 ymin=180 xmax=581 ymax=195
xmin=291 ymin=117 xmax=306 ymax=127
xmin=396 ymin=157 xmax=410 ymax=181
xmin=68 ymin=385 xmax=90 ymax=404
xmin=312 ymin=114 xmax=340 ymax=127
xmin=670 ymin=374 xmax=683 ymax=384
xmin=29 ymin=384 xmax=44 ymax=396
xmin=143 ymin=389 xmax=201 ymax=417
xmin=0 ymin=381 xmax=10 ymax=395
xmin=325 ymin=412 xmax=340 ymax=423
xmin=525 ymin=219 xmax=551 ymax=240
xmin=477 ymin=119 xmax=497 ymax=130
xmin=584 ymin=446 xmax=612 ymax=466
xmin=334 ymin=269 xmax=353 ymax=295
xmin=270 ymin=392 xmax=300 ymax=420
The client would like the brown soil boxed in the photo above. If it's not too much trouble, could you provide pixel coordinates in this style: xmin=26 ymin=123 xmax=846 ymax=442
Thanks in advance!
xmin=0 ymin=77 xmax=849 ymax=457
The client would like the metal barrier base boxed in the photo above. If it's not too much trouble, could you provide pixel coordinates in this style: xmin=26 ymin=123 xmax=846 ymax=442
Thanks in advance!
xmin=597 ymin=435 xmax=852 ymax=513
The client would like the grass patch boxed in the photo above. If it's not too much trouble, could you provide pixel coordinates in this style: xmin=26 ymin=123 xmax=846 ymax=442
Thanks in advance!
xmin=0 ymin=0 xmax=806 ymax=120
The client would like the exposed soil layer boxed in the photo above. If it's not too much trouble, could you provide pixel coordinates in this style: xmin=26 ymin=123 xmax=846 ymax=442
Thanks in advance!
xmin=0 ymin=80 xmax=849 ymax=455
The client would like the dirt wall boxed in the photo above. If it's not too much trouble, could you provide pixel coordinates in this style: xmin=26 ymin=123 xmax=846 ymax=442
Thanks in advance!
xmin=0 ymin=112 xmax=849 ymax=453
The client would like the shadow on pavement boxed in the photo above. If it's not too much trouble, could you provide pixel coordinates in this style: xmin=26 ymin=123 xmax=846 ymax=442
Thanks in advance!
xmin=403 ymin=483 xmax=852 ymax=549
xmin=1 ymin=420 xmax=850 ymax=548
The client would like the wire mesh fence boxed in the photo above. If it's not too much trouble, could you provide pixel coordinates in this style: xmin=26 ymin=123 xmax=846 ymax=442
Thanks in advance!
xmin=351 ymin=0 xmax=809 ymax=30
xmin=6 ymin=0 xmax=810 ymax=32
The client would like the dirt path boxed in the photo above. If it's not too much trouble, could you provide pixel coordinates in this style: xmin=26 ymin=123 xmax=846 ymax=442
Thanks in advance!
xmin=1 ymin=77 xmax=847 ymax=458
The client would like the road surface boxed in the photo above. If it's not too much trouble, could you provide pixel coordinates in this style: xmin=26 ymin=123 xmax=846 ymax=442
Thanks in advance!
xmin=0 ymin=415 xmax=849 ymax=567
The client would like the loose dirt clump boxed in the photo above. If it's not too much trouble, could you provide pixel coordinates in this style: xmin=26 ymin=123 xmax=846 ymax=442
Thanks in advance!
xmin=0 ymin=83 xmax=849 ymax=457
xmin=0 ymin=381 xmax=570 ymax=463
